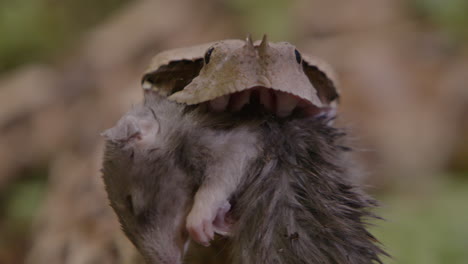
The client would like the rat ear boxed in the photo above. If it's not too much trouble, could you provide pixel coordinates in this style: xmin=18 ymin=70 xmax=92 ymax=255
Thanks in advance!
xmin=301 ymin=55 xmax=340 ymax=106
xmin=142 ymin=42 xmax=215 ymax=96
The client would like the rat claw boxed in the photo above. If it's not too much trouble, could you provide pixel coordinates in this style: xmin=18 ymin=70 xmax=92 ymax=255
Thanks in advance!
xmin=186 ymin=220 xmax=210 ymax=246
xmin=186 ymin=200 xmax=232 ymax=246
xmin=186 ymin=209 xmax=214 ymax=246
xmin=204 ymin=220 xmax=214 ymax=241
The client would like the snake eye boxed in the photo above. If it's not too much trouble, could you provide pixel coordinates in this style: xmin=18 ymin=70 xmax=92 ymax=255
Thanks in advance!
xmin=294 ymin=49 xmax=302 ymax=64
xmin=204 ymin=47 xmax=215 ymax=64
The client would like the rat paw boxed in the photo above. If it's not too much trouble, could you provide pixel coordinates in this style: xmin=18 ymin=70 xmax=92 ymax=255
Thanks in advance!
xmin=186 ymin=210 xmax=214 ymax=247
xmin=186 ymin=201 xmax=232 ymax=246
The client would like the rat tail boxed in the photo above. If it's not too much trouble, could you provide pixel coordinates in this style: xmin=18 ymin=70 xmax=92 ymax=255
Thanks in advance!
xmin=230 ymin=117 xmax=387 ymax=264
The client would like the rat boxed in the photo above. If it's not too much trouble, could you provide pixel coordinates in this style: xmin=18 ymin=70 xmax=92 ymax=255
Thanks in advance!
xmin=102 ymin=91 xmax=261 ymax=263
xmin=102 ymin=36 xmax=387 ymax=264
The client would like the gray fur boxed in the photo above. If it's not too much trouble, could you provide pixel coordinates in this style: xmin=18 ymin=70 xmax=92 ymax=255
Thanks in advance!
xmin=229 ymin=117 xmax=386 ymax=264
xmin=102 ymin=96 xmax=193 ymax=264
xmin=102 ymin=92 xmax=261 ymax=263
xmin=101 ymin=92 xmax=386 ymax=263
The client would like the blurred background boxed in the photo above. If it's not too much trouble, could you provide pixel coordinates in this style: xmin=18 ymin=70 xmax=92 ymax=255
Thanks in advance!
xmin=0 ymin=0 xmax=467 ymax=263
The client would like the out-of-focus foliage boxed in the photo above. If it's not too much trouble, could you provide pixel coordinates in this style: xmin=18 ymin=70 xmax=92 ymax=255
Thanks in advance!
xmin=0 ymin=0 xmax=129 ymax=72
xmin=374 ymin=176 xmax=468 ymax=264
xmin=227 ymin=0 xmax=294 ymax=41
xmin=0 ymin=166 xmax=47 ymax=263
xmin=410 ymin=0 xmax=468 ymax=41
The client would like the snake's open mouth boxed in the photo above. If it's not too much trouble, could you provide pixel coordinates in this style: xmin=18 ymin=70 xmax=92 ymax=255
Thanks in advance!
xmin=205 ymin=86 xmax=325 ymax=117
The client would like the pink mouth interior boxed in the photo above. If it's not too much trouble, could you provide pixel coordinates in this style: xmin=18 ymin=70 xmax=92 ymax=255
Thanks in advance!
xmin=206 ymin=86 xmax=323 ymax=117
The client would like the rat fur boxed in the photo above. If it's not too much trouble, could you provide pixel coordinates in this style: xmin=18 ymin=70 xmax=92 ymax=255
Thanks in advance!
xmin=229 ymin=116 xmax=386 ymax=264
xmin=102 ymin=92 xmax=260 ymax=263
xmin=102 ymin=91 xmax=386 ymax=264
